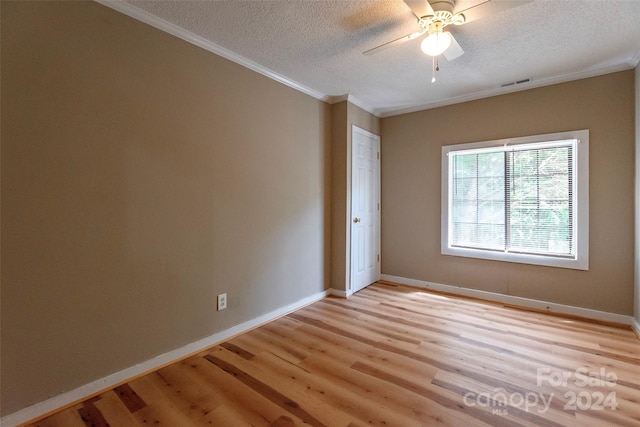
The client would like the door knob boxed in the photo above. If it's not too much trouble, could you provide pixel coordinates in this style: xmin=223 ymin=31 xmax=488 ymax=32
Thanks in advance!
xmin=353 ymin=217 xmax=361 ymax=223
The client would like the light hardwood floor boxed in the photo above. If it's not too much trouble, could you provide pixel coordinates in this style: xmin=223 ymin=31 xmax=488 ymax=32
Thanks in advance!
xmin=27 ymin=281 xmax=640 ymax=427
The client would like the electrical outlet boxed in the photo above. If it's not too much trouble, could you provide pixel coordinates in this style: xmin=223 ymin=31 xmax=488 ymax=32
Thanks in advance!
xmin=217 ymin=293 xmax=227 ymax=311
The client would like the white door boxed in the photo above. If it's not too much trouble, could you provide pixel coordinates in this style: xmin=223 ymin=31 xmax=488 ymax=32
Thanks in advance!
xmin=350 ymin=126 xmax=380 ymax=293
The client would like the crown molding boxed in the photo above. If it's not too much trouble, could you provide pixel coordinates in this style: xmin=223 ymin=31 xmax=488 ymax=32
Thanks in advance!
xmin=321 ymin=94 xmax=380 ymax=117
xmin=631 ymin=48 xmax=640 ymax=68
xmin=347 ymin=94 xmax=382 ymax=118
xmin=328 ymin=95 xmax=380 ymax=117
xmin=328 ymin=94 xmax=350 ymax=105
xmin=94 ymin=0 xmax=330 ymax=103
xmin=95 ymin=1 xmax=638 ymax=121
xmin=379 ymin=62 xmax=635 ymax=117
xmin=95 ymin=1 xmax=381 ymax=119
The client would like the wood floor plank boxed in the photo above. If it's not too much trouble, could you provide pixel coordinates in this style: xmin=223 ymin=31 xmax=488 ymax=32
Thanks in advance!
xmin=301 ymin=348 xmax=482 ymax=426
xmin=185 ymin=352 xmax=304 ymax=426
xmin=113 ymin=383 xmax=147 ymax=413
xmin=146 ymin=363 xmax=222 ymax=423
xmin=132 ymin=402 xmax=199 ymax=426
xmin=77 ymin=398 xmax=109 ymax=427
xmin=235 ymin=327 xmax=309 ymax=364
xmin=201 ymin=404 xmax=259 ymax=427
xmin=203 ymin=351 xmax=330 ymax=427
xmin=249 ymin=345 xmax=443 ymax=426
xmin=351 ymin=360 xmax=536 ymax=427
xmin=92 ymin=390 xmax=141 ymax=426
xmin=25 ymin=282 xmax=640 ymax=427
xmin=30 ymin=406 xmax=87 ymax=427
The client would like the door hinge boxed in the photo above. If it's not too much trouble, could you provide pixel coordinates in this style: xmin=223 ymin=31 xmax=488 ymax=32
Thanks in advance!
xmin=377 ymin=152 xmax=380 ymax=160
xmin=378 ymin=202 xmax=380 ymax=211
xmin=377 ymin=254 xmax=380 ymax=262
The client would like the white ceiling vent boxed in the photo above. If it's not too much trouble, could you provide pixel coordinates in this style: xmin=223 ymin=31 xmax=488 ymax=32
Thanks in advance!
xmin=107 ymin=0 xmax=640 ymax=116
xmin=500 ymin=78 xmax=532 ymax=88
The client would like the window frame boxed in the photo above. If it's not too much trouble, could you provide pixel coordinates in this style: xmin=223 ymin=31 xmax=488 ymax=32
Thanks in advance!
xmin=441 ymin=129 xmax=589 ymax=270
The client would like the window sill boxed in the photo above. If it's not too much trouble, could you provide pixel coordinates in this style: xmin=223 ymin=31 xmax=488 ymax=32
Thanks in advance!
xmin=441 ymin=246 xmax=589 ymax=270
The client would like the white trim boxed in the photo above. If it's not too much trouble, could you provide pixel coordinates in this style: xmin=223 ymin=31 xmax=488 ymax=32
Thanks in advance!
xmin=349 ymin=126 xmax=382 ymax=296
xmin=380 ymin=274 xmax=636 ymax=326
xmin=330 ymin=288 xmax=349 ymax=298
xmin=635 ymin=65 xmax=640 ymax=340
xmin=441 ymin=130 xmax=589 ymax=271
xmin=94 ymin=0 xmax=329 ymax=103
xmin=347 ymin=95 xmax=380 ymax=118
xmin=329 ymin=94 xmax=350 ymax=104
xmin=632 ymin=318 xmax=640 ymax=337
xmin=0 ymin=289 xmax=330 ymax=427
xmin=94 ymin=2 xmax=383 ymax=118
xmin=631 ymin=48 xmax=640 ymax=67
xmin=95 ymin=2 xmax=637 ymax=121
xmin=380 ymin=63 xmax=634 ymax=118
xmin=326 ymin=95 xmax=381 ymax=119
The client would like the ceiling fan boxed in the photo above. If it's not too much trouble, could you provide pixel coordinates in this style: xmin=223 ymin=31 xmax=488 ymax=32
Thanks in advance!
xmin=364 ymin=0 xmax=530 ymax=61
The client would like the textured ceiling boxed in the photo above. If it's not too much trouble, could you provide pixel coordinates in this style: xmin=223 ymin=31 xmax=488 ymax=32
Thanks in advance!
xmin=104 ymin=0 xmax=640 ymax=117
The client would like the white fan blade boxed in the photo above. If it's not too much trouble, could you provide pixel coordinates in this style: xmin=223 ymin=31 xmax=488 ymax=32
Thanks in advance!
xmin=443 ymin=32 xmax=464 ymax=61
xmin=363 ymin=30 xmax=425 ymax=55
xmin=403 ymin=0 xmax=434 ymax=19
xmin=455 ymin=0 xmax=531 ymax=25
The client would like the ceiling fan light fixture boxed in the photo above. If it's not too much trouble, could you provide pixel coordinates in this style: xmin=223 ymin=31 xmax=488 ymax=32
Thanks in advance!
xmin=420 ymin=27 xmax=451 ymax=56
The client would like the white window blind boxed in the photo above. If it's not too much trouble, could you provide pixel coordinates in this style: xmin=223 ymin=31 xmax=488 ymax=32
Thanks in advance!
xmin=506 ymin=143 xmax=573 ymax=256
xmin=450 ymin=140 xmax=575 ymax=257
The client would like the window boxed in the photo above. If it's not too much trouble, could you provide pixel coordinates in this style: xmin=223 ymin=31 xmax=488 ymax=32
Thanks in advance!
xmin=441 ymin=130 xmax=589 ymax=270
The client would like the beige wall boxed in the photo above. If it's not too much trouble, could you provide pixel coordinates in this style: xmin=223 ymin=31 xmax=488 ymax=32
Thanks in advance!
xmin=381 ymin=71 xmax=635 ymax=315
xmin=349 ymin=102 xmax=381 ymax=136
xmin=2 ymin=0 xmax=635 ymax=419
xmin=330 ymin=101 xmax=380 ymax=293
xmin=1 ymin=1 xmax=331 ymax=415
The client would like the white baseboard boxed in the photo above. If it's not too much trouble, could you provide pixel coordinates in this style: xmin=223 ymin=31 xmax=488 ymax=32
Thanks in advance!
xmin=329 ymin=288 xmax=349 ymax=298
xmin=0 ymin=289 xmax=331 ymax=427
xmin=380 ymin=274 xmax=636 ymax=326
xmin=632 ymin=317 xmax=640 ymax=337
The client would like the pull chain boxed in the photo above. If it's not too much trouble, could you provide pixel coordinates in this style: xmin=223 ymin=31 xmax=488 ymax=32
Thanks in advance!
xmin=431 ymin=56 xmax=440 ymax=83
xmin=432 ymin=56 xmax=436 ymax=82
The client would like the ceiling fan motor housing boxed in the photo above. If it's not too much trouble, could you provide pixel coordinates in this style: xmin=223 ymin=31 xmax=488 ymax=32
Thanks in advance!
xmin=429 ymin=0 xmax=455 ymax=15
xmin=418 ymin=0 xmax=464 ymax=29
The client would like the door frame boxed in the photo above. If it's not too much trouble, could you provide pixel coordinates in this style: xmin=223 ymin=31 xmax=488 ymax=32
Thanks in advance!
xmin=347 ymin=125 xmax=381 ymax=296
